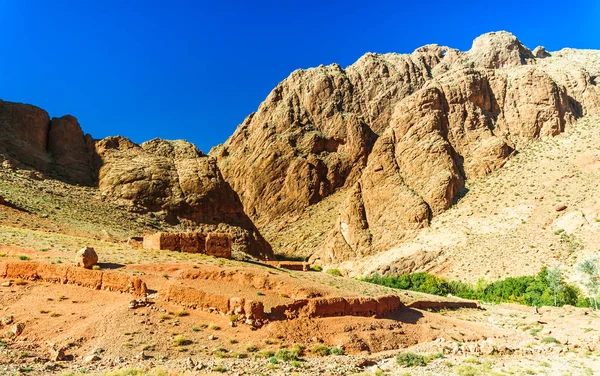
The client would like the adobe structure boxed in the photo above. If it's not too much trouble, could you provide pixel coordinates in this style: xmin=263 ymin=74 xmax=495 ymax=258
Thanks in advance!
xmin=142 ymin=232 xmax=232 ymax=259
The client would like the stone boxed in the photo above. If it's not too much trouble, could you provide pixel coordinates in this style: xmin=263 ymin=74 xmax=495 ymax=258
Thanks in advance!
xmin=1 ymin=281 xmax=11 ymax=287
xmin=74 ymin=247 xmax=98 ymax=269
xmin=49 ymin=345 xmax=67 ymax=361
xmin=10 ymin=322 xmax=24 ymax=337
xmin=84 ymin=355 xmax=100 ymax=363
xmin=185 ymin=357 xmax=195 ymax=369
xmin=1 ymin=315 xmax=13 ymax=326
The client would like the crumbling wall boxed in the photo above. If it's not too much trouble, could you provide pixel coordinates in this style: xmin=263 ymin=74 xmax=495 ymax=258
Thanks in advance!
xmin=0 ymin=261 xmax=147 ymax=295
xmin=265 ymin=261 xmax=309 ymax=271
xmin=143 ymin=232 xmax=231 ymax=258
xmin=165 ymin=284 xmax=230 ymax=312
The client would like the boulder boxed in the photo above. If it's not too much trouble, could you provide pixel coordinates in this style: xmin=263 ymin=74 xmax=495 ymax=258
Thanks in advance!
xmin=74 ymin=247 xmax=98 ymax=269
xmin=49 ymin=345 xmax=67 ymax=361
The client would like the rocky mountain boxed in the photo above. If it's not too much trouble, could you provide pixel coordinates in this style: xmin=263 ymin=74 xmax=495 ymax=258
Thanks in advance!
xmin=211 ymin=31 xmax=600 ymax=264
xmin=0 ymin=101 xmax=273 ymax=260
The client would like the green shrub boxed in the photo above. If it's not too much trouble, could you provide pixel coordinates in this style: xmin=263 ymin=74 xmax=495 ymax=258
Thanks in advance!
xmin=326 ymin=269 xmax=342 ymax=277
xmin=275 ymin=349 xmax=298 ymax=362
xmin=310 ymin=265 xmax=323 ymax=272
xmin=396 ymin=352 xmax=428 ymax=367
xmin=310 ymin=344 xmax=330 ymax=356
xmin=327 ymin=346 xmax=344 ymax=355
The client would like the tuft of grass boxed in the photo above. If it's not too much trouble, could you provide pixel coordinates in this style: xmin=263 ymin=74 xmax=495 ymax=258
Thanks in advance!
xmin=175 ymin=310 xmax=189 ymax=317
xmin=208 ymin=324 xmax=221 ymax=331
xmin=456 ymin=365 xmax=481 ymax=376
xmin=212 ymin=347 xmax=229 ymax=358
xmin=540 ymin=336 xmax=560 ymax=344
xmin=396 ymin=352 xmax=428 ymax=367
xmin=18 ymin=255 xmax=30 ymax=261
xmin=15 ymin=279 xmax=27 ymax=286
xmin=246 ymin=344 xmax=259 ymax=353
xmin=256 ymin=349 xmax=275 ymax=359
xmin=172 ymin=335 xmax=190 ymax=346
xmin=92 ymin=265 xmax=101 ymax=270
xmin=213 ymin=364 xmax=228 ymax=373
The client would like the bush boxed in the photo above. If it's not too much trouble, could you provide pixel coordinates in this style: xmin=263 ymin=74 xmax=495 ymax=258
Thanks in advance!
xmin=310 ymin=344 xmax=330 ymax=356
xmin=275 ymin=349 xmax=298 ymax=361
xmin=326 ymin=269 xmax=342 ymax=277
xmin=310 ymin=265 xmax=323 ymax=272
xmin=327 ymin=346 xmax=344 ymax=355
xmin=396 ymin=352 xmax=428 ymax=367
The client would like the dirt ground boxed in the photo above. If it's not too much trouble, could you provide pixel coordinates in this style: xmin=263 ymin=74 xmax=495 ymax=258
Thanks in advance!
xmin=1 ymin=252 xmax=599 ymax=375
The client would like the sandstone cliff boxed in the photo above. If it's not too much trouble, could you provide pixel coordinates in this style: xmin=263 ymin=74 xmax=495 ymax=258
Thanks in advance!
xmin=212 ymin=31 xmax=600 ymax=264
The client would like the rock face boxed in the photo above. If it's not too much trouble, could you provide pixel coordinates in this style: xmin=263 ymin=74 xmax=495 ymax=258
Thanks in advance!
xmin=0 ymin=101 xmax=96 ymax=185
xmin=74 ymin=246 xmax=98 ymax=269
xmin=212 ymin=31 xmax=600 ymax=264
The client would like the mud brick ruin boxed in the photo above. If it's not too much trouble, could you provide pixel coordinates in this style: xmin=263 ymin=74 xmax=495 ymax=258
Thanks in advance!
xmin=143 ymin=232 xmax=232 ymax=259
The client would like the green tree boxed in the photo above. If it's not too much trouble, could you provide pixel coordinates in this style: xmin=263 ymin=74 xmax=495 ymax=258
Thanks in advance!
xmin=577 ymin=256 xmax=599 ymax=309
xmin=546 ymin=266 xmax=564 ymax=307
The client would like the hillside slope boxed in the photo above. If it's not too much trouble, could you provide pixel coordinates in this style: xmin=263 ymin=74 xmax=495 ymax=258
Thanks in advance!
xmin=341 ymin=115 xmax=600 ymax=281
xmin=212 ymin=31 xmax=600 ymax=265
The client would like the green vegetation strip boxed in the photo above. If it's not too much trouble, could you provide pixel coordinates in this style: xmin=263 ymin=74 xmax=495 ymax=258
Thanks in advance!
xmin=361 ymin=268 xmax=594 ymax=308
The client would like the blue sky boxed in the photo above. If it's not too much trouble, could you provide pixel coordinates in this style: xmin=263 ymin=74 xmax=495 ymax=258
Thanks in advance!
xmin=0 ymin=1 xmax=598 ymax=153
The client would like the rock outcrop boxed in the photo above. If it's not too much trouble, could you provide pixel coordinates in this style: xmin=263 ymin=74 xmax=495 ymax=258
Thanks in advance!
xmin=95 ymin=137 xmax=272 ymax=259
xmin=0 ymin=101 xmax=96 ymax=185
xmin=0 ymin=103 xmax=273 ymax=260
xmin=211 ymin=31 xmax=600 ymax=264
